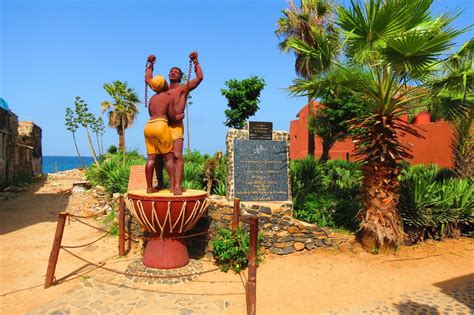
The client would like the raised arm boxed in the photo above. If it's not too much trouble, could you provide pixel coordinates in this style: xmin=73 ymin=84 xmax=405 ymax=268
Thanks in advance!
xmin=145 ymin=55 xmax=156 ymax=87
xmin=186 ymin=51 xmax=203 ymax=91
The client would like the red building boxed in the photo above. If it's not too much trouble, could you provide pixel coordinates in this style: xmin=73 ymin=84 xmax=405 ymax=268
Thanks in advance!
xmin=289 ymin=102 xmax=454 ymax=168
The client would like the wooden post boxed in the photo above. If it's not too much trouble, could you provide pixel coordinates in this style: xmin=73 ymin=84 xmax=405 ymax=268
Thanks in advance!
xmin=247 ymin=215 xmax=258 ymax=315
xmin=232 ymin=198 xmax=240 ymax=231
xmin=45 ymin=212 xmax=67 ymax=288
xmin=118 ymin=196 xmax=125 ymax=257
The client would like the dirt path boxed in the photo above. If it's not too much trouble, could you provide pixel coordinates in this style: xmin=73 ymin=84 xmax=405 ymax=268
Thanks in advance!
xmin=1 ymin=171 xmax=473 ymax=314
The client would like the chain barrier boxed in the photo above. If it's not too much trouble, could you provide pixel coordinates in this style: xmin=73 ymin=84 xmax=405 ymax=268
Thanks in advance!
xmin=61 ymin=233 xmax=110 ymax=249
xmin=61 ymin=247 xmax=223 ymax=279
xmin=70 ymin=217 xmax=111 ymax=234
xmin=67 ymin=211 xmax=105 ymax=220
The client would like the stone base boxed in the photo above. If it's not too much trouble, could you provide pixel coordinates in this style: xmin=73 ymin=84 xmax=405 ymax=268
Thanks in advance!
xmin=125 ymin=259 xmax=204 ymax=285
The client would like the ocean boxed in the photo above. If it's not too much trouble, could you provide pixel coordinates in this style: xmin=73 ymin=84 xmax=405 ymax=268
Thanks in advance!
xmin=42 ymin=156 xmax=94 ymax=174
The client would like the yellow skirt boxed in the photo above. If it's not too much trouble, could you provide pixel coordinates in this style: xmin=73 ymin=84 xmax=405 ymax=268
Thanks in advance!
xmin=144 ymin=118 xmax=173 ymax=154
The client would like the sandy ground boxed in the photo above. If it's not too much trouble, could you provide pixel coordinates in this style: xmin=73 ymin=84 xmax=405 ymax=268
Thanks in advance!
xmin=0 ymin=171 xmax=473 ymax=314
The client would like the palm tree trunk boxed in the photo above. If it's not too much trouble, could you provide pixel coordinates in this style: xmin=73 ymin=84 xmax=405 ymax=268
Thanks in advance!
xmin=84 ymin=126 xmax=99 ymax=165
xmin=358 ymin=163 xmax=405 ymax=253
xmin=307 ymin=97 xmax=315 ymax=157
xmin=72 ymin=132 xmax=85 ymax=168
xmin=117 ymin=125 xmax=126 ymax=164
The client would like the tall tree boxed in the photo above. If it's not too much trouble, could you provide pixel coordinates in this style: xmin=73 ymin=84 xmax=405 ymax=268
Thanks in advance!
xmin=290 ymin=0 xmax=464 ymax=251
xmin=101 ymin=80 xmax=140 ymax=162
xmin=222 ymin=76 xmax=266 ymax=129
xmin=64 ymin=107 xmax=85 ymax=168
xmin=91 ymin=116 xmax=106 ymax=156
xmin=74 ymin=96 xmax=99 ymax=165
xmin=276 ymin=0 xmax=339 ymax=156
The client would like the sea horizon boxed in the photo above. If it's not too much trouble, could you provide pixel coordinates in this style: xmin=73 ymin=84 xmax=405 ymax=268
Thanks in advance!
xmin=42 ymin=155 xmax=94 ymax=174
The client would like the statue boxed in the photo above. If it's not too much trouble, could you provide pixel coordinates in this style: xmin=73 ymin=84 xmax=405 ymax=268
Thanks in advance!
xmin=143 ymin=55 xmax=177 ymax=194
xmin=146 ymin=52 xmax=203 ymax=195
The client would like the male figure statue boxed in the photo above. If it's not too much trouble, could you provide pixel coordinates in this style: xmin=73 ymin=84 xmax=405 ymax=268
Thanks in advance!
xmin=143 ymin=55 xmax=178 ymax=194
xmin=153 ymin=51 xmax=204 ymax=195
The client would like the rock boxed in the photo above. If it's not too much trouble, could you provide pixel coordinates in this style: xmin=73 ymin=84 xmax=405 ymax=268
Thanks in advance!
xmin=260 ymin=207 xmax=272 ymax=215
xmin=314 ymin=239 xmax=325 ymax=247
xmin=287 ymin=226 xmax=299 ymax=234
xmin=276 ymin=231 xmax=289 ymax=237
xmin=323 ymin=238 xmax=344 ymax=246
xmin=270 ymin=246 xmax=296 ymax=255
xmin=305 ymin=243 xmax=316 ymax=250
xmin=294 ymin=242 xmax=305 ymax=251
xmin=95 ymin=185 xmax=106 ymax=196
xmin=112 ymin=192 xmax=121 ymax=199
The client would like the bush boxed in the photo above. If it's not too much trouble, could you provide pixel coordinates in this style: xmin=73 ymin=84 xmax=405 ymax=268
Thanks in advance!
xmin=85 ymin=150 xmax=146 ymax=194
xmin=294 ymin=194 xmax=337 ymax=227
xmin=398 ymin=164 xmax=474 ymax=242
xmin=211 ymin=227 xmax=263 ymax=273
xmin=290 ymin=157 xmax=329 ymax=208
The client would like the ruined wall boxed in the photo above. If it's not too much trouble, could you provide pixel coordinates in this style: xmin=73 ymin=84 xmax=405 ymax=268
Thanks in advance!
xmin=0 ymin=109 xmax=19 ymax=187
xmin=18 ymin=122 xmax=43 ymax=176
xmin=0 ymin=108 xmax=42 ymax=188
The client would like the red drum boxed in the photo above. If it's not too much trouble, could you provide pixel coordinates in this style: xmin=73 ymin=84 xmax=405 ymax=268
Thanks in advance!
xmin=124 ymin=189 xmax=208 ymax=269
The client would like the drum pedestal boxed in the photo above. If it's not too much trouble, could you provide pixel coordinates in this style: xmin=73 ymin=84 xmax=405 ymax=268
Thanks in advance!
xmin=143 ymin=237 xmax=189 ymax=269
xmin=124 ymin=189 xmax=208 ymax=270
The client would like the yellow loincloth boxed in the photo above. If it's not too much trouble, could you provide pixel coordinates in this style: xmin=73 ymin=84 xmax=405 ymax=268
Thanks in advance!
xmin=144 ymin=118 xmax=173 ymax=154
xmin=169 ymin=121 xmax=184 ymax=140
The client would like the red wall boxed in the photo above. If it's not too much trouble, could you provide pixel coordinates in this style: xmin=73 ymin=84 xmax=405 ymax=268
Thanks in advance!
xmin=289 ymin=103 xmax=454 ymax=168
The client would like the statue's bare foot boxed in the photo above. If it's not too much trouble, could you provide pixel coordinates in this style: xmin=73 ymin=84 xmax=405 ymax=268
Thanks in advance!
xmin=173 ymin=187 xmax=183 ymax=196
xmin=146 ymin=187 xmax=158 ymax=194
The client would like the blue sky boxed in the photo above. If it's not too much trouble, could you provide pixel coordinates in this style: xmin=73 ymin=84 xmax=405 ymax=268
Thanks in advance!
xmin=2 ymin=0 xmax=473 ymax=156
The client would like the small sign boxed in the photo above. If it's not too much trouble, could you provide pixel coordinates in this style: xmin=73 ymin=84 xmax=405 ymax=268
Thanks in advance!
xmin=249 ymin=121 xmax=273 ymax=140
xmin=127 ymin=165 xmax=147 ymax=191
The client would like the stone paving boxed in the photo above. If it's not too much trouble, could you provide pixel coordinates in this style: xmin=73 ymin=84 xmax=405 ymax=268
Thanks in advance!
xmin=325 ymin=278 xmax=474 ymax=315
xmin=28 ymin=259 xmax=237 ymax=315
xmin=27 ymin=254 xmax=473 ymax=315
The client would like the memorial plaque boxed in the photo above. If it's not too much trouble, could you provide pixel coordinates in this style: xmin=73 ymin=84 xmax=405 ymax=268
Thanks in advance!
xmin=249 ymin=121 xmax=273 ymax=140
xmin=234 ymin=140 xmax=289 ymax=201
xmin=127 ymin=165 xmax=147 ymax=191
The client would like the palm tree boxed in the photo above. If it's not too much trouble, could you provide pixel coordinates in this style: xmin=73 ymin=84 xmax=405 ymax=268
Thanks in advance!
xmin=101 ymin=81 xmax=140 ymax=162
xmin=290 ymin=0 xmax=464 ymax=251
xmin=276 ymin=0 xmax=339 ymax=157
xmin=429 ymin=39 xmax=473 ymax=178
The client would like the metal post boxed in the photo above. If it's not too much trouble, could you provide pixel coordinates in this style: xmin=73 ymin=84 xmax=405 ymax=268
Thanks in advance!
xmin=232 ymin=198 xmax=240 ymax=231
xmin=247 ymin=215 xmax=258 ymax=315
xmin=118 ymin=196 xmax=125 ymax=256
xmin=45 ymin=212 xmax=67 ymax=288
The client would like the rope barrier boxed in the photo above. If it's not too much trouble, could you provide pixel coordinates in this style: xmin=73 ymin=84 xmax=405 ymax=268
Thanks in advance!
xmin=61 ymin=247 xmax=223 ymax=279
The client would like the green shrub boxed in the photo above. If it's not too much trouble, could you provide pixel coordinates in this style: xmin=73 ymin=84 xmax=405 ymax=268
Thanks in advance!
xmin=85 ymin=150 xmax=146 ymax=194
xmin=211 ymin=227 xmax=263 ymax=273
xmin=326 ymin=159 xmax=363 ymax=195
xmin=398 ymin=164 xmax=474 ymax=241
xmin=290 ymin=157 xmax=329 ymax=208
xmin=294 ymin=194 xmax=337 ymax=228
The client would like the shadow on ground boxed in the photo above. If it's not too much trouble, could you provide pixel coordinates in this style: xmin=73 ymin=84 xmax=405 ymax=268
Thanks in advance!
xmin=433 ymin=273 xmax=474 ymax=309
xmin=0 ymin=177 xmax=70 ymax=235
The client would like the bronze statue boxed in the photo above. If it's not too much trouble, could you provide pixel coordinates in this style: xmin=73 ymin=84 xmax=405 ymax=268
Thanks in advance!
xmin=145 ymin=52 xmax=203 ymax=195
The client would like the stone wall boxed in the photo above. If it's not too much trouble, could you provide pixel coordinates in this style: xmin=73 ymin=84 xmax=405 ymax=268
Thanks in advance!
xmin=0 ymin=109 xmax=19 ymax=187
xmin=0 ymin=108 xmax=42 ymax=188
xmin=186 ymin=196 xmax=345 ymax=257
xmin=225 ymin=128 xmax=291 ymax=201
